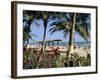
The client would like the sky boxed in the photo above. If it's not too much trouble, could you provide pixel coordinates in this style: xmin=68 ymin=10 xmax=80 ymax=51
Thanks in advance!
xmin=23 ymin=10 xmax=91 ymax=44
xmin=29 ymin=20 xmax=88 ymax=43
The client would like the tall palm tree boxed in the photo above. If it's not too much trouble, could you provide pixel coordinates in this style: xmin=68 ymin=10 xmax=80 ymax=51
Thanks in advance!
xmin=39 ymin=12 xmax=48 ymax=52
xmin=49 ymin=13 xmax=91 ymax=59
xmin=23 ymin=11 xmax=48 ymax=52
xmin=24 ymin=10 xmax=61 ymax=52
xmin=68 ymin=13 xmax=76 ymax=58
xmin=23 ymin=11 xmax=62 ymax=68
xmin=23 ymin=11 xmax=39 ymax=48
xmin=23 ymin=14 xmax=32 ymax=46
xmin=35 ymin=11 xmax=62 ymax=52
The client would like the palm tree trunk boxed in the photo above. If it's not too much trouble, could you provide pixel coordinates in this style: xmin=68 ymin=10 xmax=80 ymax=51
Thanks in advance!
xmin=42 ymin=18 xmax=47 ymax=52
xmin=42 ymin=28 xmax=46 ymax=52
xmin=35 ymin=19 xmax=47 ymax=68
xmin=67 ymin=13 xmax=77 ymax=59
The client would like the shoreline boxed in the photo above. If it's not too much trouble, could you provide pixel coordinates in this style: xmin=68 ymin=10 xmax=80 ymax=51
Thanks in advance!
xmin=26 ymin=45 xmax=90 ymax=58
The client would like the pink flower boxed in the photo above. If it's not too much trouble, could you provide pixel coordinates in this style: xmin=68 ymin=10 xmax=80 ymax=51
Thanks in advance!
xmin=48 ymin=64 xmax=52 ymax=68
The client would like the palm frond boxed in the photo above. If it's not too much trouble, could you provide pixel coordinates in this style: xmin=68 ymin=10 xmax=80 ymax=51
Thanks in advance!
xmin=65 ymin=13 xmax=73 ymax=22
xmin=76 ymin=13 xmax=91 ymax=29
xmin=33 ymin=20 xmax=40 ymax=27
xmin=75 ymin=23 xmax=90 ymax=41
xmin=49 ymin=25 xmax=64 ymax=34
xmin=49 ymin=19 xmax=66 ymax=27
xmin=49 ymin=19 xmax=72 ymax=36
xmin=63 ymin=29 xmax=69 ymax=38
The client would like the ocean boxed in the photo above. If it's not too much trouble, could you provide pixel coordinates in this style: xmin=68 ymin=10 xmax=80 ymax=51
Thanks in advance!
xmin=45 ymin=41 xmax=91 ymax=47
xmin=29 ymin=41 xmax=91 ymax=47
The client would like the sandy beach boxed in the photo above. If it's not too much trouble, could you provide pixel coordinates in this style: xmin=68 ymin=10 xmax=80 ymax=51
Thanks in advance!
xmin=27 ymin=44 xmax=90 ymax=58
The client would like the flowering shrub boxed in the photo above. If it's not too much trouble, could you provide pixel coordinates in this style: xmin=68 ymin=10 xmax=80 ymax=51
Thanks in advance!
xmin=23 ymin=48 xmax=61 ymax=69
xmin=23 ymin=48 xmax=91 ymax=69
xmin=79 ymin=54 xmax=91 ymax=66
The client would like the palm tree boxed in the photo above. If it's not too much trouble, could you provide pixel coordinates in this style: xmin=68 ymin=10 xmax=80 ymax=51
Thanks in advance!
xmin=35 ymin=11 xmax=62 ymax=52
xmin=23 ymin=11 xmax=40 ymax=50
xmin=24 ymin=10 xmax=61 ymax=52
xmin=23 ymin=11 xmax=62 ymax=68
xmin=24 ymin=11 xmax=49 ymax=52
xmin=68 ymin=13 xmax=76 ymax=58
xmin=49 ymin=13 xmax=91 ymax=59
xmin=32 ymin=12 xmax=63 ymax=68
xmin=39 ymin=12 xmax=48 ymax=52
xmin=23 ymin=14 xmax=32 ymax=46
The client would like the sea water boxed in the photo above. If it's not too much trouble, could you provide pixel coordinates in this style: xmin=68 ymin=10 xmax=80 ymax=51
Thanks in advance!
xmin=46 ymin=41 xmax=91 ymax=47
xmin=28 ymin=41 xmax=91 ymax=48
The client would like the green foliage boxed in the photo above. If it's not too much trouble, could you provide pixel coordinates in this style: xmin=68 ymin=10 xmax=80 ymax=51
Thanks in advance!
xmin=23 ymin=49 xmax=61 ymax=69
xmin=23 ymin=49 xmax=39 ymax=69
xmin=23 ymin=48 xmax=91 ymax=69
xmin=63 ymin=52 xmax=91 ymax=67
xmin=23 ymin=11 xmax=91 ymax=69
xmin=49 ymin=13 xmax=90 ymax=40
xmin=79 ymin=54 xmax=91 ymax=66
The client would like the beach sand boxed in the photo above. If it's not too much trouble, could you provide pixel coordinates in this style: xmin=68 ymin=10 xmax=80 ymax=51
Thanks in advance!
xmin=74 ymin=47 xmax=90 ymax=57
xmin=26 ymin=45 xmax=90 ymax=58
xmin=45 ymin=46 xmax=90 ymax=58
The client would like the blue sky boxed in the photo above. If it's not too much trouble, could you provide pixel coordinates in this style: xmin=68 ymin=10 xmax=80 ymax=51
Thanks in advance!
xmin=29 ymin=20 xmax=88 ymax=43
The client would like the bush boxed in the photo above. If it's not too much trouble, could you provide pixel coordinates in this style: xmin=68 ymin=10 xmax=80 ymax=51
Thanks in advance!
xmin=23 ymin=48 xmax=61 ymax=69
xmin=23 ymin=48 xmax=91 ymax=69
